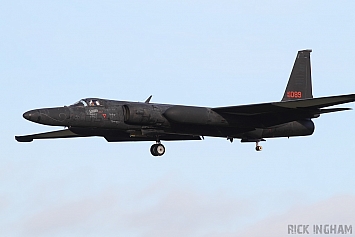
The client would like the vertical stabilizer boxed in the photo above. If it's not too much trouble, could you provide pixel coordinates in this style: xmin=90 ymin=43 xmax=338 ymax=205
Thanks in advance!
xmin=282 ymin=49 xmax=313 ymax=101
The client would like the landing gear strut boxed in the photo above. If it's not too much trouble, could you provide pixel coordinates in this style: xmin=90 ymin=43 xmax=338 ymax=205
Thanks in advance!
xmin=150 ymin=142 xmax=165 ymax=156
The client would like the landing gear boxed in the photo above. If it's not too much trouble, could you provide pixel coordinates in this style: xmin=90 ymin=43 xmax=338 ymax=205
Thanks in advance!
xmin=240 ymin=138 xmax=265 ymax=151
xmin=255 ymin=140 xmax=263 ymax=151
xmin=150 ymin=143 xmax=165 ymax=156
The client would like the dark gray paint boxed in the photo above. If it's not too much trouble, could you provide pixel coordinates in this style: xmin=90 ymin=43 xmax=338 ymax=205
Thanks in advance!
xmin=16 ymin=50 xmax=355 ymax=155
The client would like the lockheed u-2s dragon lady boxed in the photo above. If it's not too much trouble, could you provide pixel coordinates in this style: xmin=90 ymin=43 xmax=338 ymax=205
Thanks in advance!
xmin=16 ymin=50 xmax=355 ymax=156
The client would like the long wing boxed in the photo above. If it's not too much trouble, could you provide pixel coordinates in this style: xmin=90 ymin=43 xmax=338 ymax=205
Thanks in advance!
xmin=15 ymin=129 xmax=201 ymax=142
xmin=15 ymin=129 xmax=86 ymax=142
xmin=212 ymin=94 xmax=355 ymax=128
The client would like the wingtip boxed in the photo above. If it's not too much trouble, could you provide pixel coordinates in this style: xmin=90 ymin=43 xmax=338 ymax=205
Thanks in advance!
xmin=15 ymin=136 xmax=33 ymax=142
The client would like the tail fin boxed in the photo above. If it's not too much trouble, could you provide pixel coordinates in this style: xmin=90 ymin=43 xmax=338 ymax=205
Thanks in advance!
xmin=282 ymin=49 xmax=313 ymax=101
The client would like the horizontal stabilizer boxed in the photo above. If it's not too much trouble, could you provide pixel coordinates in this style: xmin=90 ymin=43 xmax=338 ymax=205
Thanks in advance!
xmin=213 ymin=94 xmax=355 ymax=115
xmin=15 ymin=129 xmax=86 ymax=142
xmin=319 ymin=108 xmax=352 ymax=114
xmin=276 ymin=94 xmax=355 ymax=109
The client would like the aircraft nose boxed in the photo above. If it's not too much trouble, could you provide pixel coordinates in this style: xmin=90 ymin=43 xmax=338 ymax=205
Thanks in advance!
xmin=23 ymin=110 xmax=41 ymax=122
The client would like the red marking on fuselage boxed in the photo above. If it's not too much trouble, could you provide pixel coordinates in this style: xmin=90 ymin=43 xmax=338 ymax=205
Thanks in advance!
xmin=287 ymin=91 xmax=302 ymax=98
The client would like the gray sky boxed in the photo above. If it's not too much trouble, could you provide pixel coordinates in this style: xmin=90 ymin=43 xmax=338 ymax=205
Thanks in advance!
xmin=2 ymin=1 xmax=355 ymax=236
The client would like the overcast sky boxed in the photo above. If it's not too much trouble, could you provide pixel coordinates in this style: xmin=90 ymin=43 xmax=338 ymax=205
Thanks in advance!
xmin=2 ymin=1 xmax=355 ymax=236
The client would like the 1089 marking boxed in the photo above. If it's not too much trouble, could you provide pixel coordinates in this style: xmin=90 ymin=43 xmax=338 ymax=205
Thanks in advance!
xmin=287 ymin=91 xmax=302 ymax=98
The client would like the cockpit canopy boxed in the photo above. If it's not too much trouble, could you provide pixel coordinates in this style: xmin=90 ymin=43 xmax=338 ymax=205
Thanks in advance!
xmin=71 ymin=99 xmax=104 ymax=107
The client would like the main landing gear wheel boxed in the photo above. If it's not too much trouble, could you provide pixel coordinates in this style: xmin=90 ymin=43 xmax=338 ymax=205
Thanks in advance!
xmin=255 ymin=140 xmax=263 ymax=151
xmin=150 ymin=144 xmax=165 ymax=156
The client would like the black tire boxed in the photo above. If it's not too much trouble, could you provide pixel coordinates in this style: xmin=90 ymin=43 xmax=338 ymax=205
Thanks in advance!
xmin=150 ymin=144 xmax=165 ymax=156
xmin=150 ymin=144 xmax=158 ymax=156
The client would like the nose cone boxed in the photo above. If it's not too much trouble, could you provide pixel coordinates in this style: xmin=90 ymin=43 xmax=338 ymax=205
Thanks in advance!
xmin=23 ymin=107 xmax=70 ymax=126
xmin=23 ymin=110 xmax=41 ymax=122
